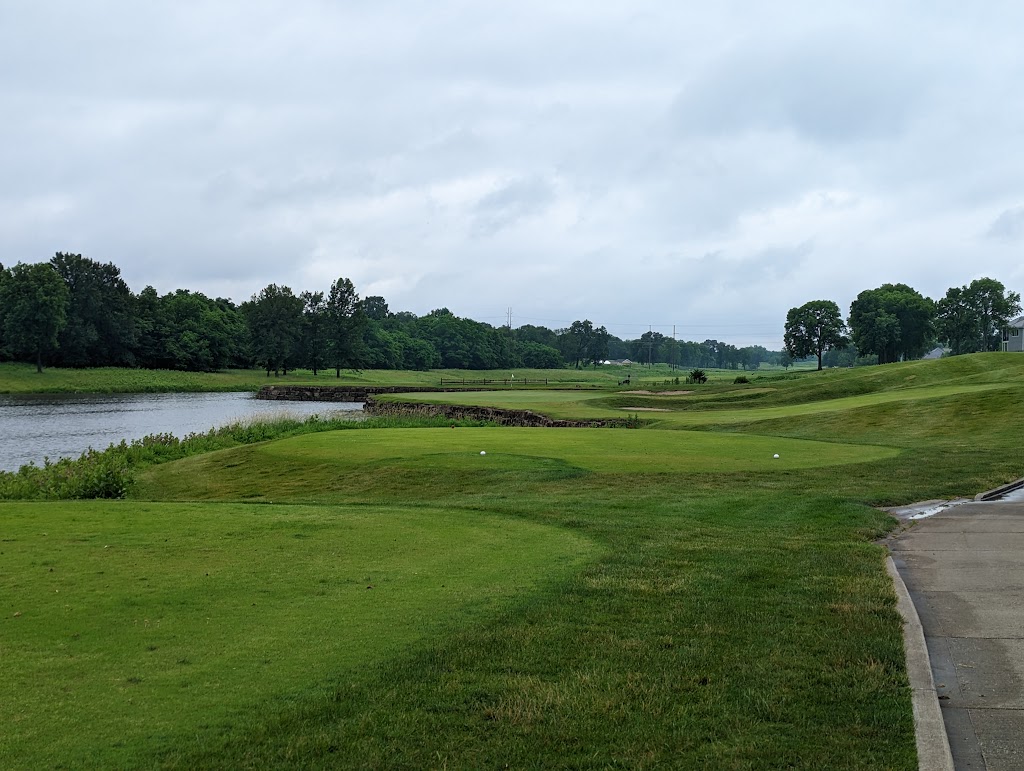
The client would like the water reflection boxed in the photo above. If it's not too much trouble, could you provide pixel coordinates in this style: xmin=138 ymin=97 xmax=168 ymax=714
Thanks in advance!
xmin=0 ymin=392 xmax=363 ymax=472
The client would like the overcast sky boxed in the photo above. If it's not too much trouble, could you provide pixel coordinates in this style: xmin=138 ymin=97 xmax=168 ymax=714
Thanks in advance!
xmin=2 ymin=2 xmax=1023 ymax=348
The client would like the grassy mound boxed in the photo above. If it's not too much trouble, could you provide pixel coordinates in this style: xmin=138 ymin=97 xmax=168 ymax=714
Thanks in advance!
xmin=1 ymin=500 xmax=596 ymax=768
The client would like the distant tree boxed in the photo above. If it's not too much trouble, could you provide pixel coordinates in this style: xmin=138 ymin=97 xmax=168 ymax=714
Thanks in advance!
xmin=0 ymin=261 xmax=8 ymax=360
xmin=586 ymin=325 xmax=610 ymax=368
xmin=143 ymin=289 xmax=246 ymax=371
xmin=849 ymin=284 xmax=934 ymax=364
xmin=325 ymin=278 xmax=365 ymax=376
xmin=0 ymin=262 xmax=70 ymax=372
xmin=631 ymin=331 xmax=666 ymax=366
xmin=935 ymin=286 xmax=979 ymax=355
xmin=243 ymin=284 xmax=304 ymax=376
xmin=515 ymin=340 xmax=563 ymax=369
xmin=362 ymin=295 xmax=389 ymax=321
xmin=50 ymin=253 xmax=137 ymax=367
xmin=562 ymin=320 xmax=596 ymax=369
xmin=392 ymin=332 xmax=440 ymax=370
xmin=514 ymin=324 xmax=559 ymax=350
xmin=738 ymin=345 xmax=769 ymax=370
xmin=300 ymin=290 xmax=327 ymax=375
xmin=783 ymin=300 xmax=849 ymax=371
xmin=963 ymin=277 xmax=1021 ymax=352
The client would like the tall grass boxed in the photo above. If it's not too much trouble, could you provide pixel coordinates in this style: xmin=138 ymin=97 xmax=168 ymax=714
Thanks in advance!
xmin=0 ymin=413 xmax=491 ymax=500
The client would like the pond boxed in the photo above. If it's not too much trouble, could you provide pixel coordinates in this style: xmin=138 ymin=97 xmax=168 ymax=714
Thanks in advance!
xmin=0 ymin=392 xmax=364 ymax=473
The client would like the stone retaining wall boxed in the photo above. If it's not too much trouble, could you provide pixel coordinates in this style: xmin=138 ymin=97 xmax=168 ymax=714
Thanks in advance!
xmin=364 ymin=397 xmax=633 ymax=428
xmin=256 ymin=385 xmax=444 ymax=402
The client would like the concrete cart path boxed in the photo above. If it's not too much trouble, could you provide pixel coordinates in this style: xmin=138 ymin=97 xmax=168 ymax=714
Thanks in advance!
xmin=891 ymin=500 xmax=1024 ymax=770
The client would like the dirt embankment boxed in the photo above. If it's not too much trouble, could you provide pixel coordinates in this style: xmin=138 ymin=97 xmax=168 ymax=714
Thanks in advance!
xmin=364 ymin=397 xmax=634 ymax=428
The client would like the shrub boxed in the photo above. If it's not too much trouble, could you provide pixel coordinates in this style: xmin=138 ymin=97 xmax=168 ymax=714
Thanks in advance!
xmin=734 ymin=375 xmax=750 ymax=384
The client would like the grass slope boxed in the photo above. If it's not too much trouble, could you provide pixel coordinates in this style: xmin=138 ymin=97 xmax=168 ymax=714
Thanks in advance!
xmin=6 ymin=353 xmax=1023 ymax=768
xmin=1 ymin=500 xmax=596 ymax=768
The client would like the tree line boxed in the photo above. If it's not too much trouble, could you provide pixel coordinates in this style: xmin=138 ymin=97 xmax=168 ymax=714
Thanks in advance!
xmin=784 ymin=278 xmax=1022 ymax=370
xmin=0 ymin=253 xmax=786 ymax=374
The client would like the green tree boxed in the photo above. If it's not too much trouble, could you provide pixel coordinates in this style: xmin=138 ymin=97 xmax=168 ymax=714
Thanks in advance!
xmin=935 ymin=286 xmax=979 ymax=355
xmin=562 ymin=320 xmax=595 ymax=369
xmin=300 ymin=290 xmax=327 ymax=375
xmin=515 ymin=340 xmax=563 ymax=368
xmin=849 ymin=284 xmax=934 ymax=364
xmin=50 ymin=252 xmax=137 ymax=367
xmin=144 ymin=290 xmax=246 ymax=371
xmin=586 ymin=325 xmax=610 ymax=368
xmin=325 ymin=278 xmax=365 ymax=376
xmin=361 ymin=296 xmax=389 ymax=321
xmin=783 ymin=300 xmax=849 ymax=371
xmin=0 ymin=262 xmax=70 ymax=372
xmin=963 ymin=277 xmax=1022 ymax=352
xmin=0 ymin=261 xmax=8 ymax=360
xmin=243 ymin=284 xmax=304 ymax=376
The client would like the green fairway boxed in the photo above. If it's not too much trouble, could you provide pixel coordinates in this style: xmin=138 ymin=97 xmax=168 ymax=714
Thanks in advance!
xmin=8 ymin=353 xmax=1024 ymax=767
xmin=0 ymin=500 xmax=597 ymax=768
xmin=0 ymin=362 xmax=661 ymax=394
xmin=375 ymin=380 xmax=1010 ymax=425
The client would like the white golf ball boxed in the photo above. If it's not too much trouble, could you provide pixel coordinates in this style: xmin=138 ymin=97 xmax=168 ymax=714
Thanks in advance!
xmin=773 ymin=453 xmax=780 ymax=459
xmin=480 ymin=451 xmax=487 ymax=455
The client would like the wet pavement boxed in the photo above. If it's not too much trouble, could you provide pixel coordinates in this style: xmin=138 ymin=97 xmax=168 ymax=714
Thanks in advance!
xmin=891 ymin=497 xmax=1024 ymax=769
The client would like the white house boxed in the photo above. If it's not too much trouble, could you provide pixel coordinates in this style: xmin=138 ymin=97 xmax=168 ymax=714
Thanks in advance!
xmin=1003 ymin=315 xmax=1024 ymax=352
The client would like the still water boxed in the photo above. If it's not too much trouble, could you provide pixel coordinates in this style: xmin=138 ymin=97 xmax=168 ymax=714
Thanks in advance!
xmin=0 ymin=392 xmax=364 ymax=473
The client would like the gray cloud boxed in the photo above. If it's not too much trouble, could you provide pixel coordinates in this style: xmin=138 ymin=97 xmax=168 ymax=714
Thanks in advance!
xmin=471 ymin=176 xmax=556 ymax=237
xmin=987 ymin=207 xmax=1024 ymax=241
xmin=2 ymin=1 xmax=1024 ymax=348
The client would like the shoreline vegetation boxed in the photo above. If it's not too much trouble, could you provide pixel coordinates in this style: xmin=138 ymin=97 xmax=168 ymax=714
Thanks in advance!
xmin=0 ymin=414 xmax=493 ymax=500
xmin=4 ymin=352 xmax=1024 ymax=766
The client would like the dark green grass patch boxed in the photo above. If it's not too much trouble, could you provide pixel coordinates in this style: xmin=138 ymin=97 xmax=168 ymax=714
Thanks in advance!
xmin=0 ymin=500 xmax=597 ymax=768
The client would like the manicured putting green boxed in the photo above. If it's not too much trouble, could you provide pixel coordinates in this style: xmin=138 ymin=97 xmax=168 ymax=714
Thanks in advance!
xmin=0 ymin=500 xmax=597 ymax=768
xmin=261 ymin=427 xmax=898 ymax=472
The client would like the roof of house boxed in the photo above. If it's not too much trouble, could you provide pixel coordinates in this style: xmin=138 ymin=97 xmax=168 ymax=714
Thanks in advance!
xmin=1009 ymin=315 xmax=1024 ymax=328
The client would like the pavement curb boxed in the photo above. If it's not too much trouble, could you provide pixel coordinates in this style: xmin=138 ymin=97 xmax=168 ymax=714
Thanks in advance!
xmin=975 ymin=476 xmax=1024 ymax=501
xmin=885 ymin=556 xmax=954 ymax=771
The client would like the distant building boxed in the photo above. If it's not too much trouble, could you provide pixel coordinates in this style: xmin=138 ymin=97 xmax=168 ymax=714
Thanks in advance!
xmin=1003 ymin=315 xmax=1024 ymax=352
xmin=602 ymin=359 xmax=634 ymax=366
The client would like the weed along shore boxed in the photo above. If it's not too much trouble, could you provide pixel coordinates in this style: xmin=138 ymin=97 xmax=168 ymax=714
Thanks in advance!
xmin=4 ymin=352 xmax=1024 ymax=767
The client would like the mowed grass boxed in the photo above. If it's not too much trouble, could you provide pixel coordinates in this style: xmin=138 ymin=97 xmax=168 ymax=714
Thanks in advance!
xmin=1 ymin=362 xmax=678 ymax=394
xmin=133 ymin=428 xmax=897 ymax=504
xmin=0 ymin=500 xmax=597 ymax=768
xmin=375 ymin=380 xmax=1011 ymax=425
xmin=0 ymin=360 xmax=804 ymax=395
xmin=7 ymin=353 xmax=1024 ymax=768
